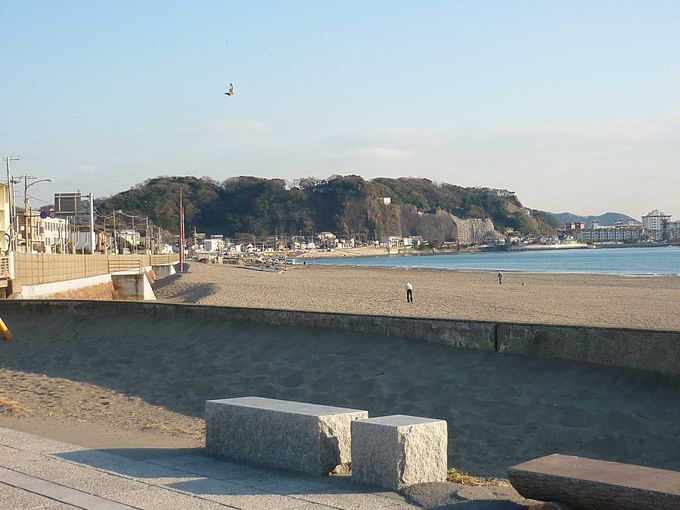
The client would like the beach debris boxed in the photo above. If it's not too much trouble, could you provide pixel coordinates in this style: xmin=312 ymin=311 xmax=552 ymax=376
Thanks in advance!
xmin=447 ymin=468 xmax=511 ymax=487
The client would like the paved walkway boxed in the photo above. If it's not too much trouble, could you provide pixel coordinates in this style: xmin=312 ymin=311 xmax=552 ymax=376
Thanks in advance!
xmin=0 ymin=427 xmax=420 ymax=509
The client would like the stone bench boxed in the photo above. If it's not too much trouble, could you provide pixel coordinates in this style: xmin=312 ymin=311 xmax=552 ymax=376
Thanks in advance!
xmin=508 ymin=454 xmax=680 ymax=510
xmin=351 ymin=415 xmax=447 ymax=490
xmin=205 ymin=396 xmax=368 ymax=475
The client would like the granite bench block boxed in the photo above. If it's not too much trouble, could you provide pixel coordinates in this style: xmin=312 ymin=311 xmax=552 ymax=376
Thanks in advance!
xmin=351 ymin=415 xmax=447 ymax=490
xmin=508 ymin=454 xmax=680 ymax=510
xmin=205 ymin=396 xmax=368 ymax=475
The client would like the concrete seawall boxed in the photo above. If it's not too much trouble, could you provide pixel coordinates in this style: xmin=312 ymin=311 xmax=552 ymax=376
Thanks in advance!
xmin=0 ymin=300 xmax=678 ymax=377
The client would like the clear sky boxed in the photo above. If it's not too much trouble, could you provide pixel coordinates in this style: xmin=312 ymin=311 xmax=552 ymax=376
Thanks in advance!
xmin=1 ymin=0 xmax=679 ymax=218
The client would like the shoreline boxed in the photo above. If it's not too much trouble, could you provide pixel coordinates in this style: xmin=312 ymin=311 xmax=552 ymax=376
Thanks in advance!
xmin=310 ymin=261 xmax=677 ymax=277
xmin=303 ymin=245 xmax=680 ymax=277
xmin=296 ymin=243 xmax=679 ymax=261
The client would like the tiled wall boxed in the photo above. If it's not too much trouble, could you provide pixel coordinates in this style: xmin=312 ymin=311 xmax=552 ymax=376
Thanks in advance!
xmin=14 ymin=253 xmax=178 ymax=286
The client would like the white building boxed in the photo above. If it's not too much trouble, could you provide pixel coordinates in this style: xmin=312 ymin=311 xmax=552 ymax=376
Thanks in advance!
xmin=117 ymin=229 xmax=141 ymax=253
xmin=579 ymin=226 xmax=644 ymax=243
xmin=642 ymin=210 xmax=672 ymax=232
xmin=40 ymin=217 xmax=68 ymax=253
xmin=204 ymin=238 xmax=225 ymax=253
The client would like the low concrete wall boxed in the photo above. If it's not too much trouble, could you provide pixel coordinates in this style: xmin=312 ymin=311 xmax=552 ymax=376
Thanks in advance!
xmin=19 ymin=274 xmax=113 ymax=299
xmin=152 ymin=263 xmax=177 ymax=279
xmin=0 ymin=300 xmax=678 ymax=377
xmin=111 ymin=273 xmax=156 ymax=300
xmin=47 ymin=282 xmax=117 ymax=300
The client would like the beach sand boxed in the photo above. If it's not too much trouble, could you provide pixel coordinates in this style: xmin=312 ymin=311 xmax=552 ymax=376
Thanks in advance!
xmin=155 ymin=262 xmax=680 ymax=331
xmin=1 ymin=306 xmax=679 ymax=478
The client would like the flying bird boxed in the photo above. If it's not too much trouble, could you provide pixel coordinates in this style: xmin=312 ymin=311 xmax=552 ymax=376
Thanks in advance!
xmin=225 ymin=83 xmax=235 ymax=96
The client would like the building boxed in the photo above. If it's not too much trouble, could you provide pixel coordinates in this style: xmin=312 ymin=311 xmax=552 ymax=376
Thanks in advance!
xmin=204 ymin=237 xmax=226 ymax=253
xmin=117 ymin=229 xmax=141 ymax=253
xmin=668 ymin=221 xmax=680 ymax=242
xmin=317 ymin=232 xmax=337 ymax=249
xmin=564 ymin=222 xmax=587 ymax=231
xmin=18 ymin=211 xmax=70 ymax=253
xmin=579 ymin=225 xmax=644 ymax=243
xmin=642 ymin=210 xmax=672 ymax=240
xmin=381 ymin=236 xmax=406 ymax=248
xmin=642 ymin=209 xmax=672 ymax=231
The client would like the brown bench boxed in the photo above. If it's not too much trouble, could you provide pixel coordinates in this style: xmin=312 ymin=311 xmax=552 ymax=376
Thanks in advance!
xmin=508 ymin=454 xmax=680 ymax=510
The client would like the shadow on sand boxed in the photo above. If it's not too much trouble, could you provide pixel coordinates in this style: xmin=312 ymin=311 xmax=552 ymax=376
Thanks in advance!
xmin=3 ymin=304 xmax=680 ymax=478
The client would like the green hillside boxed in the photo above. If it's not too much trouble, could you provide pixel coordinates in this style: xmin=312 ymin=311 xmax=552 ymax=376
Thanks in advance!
xmin=97 ymin=175 xmax=559 ymax=240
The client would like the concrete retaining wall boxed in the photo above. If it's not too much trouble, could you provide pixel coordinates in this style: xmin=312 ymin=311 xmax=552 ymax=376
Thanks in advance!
xmin=497 ymin=323 xmax=680 ymax=377
xmin=0 ymin=300 xmax=678 ymax=377
xmin=19 ymin=274 xmax=114 ymax=299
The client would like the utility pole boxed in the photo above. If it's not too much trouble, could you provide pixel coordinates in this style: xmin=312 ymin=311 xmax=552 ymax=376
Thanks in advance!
xmin=178 ymin=189 xmax=185 ymax=272
xmin=89 ymin=193 xmax=95 ymax=254
xmin=3 ymin=156 xmax=19 ymax=252
xmin=24 ymin=175 xmax=32 ymax=253
xmin=112 ymin=210 xmax=117 ymax=254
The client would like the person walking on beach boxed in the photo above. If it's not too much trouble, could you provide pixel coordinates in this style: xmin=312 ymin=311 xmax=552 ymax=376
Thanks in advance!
xmin=405 ymin=282 xmax=413 ymax=303
xmin=497 ymin=271 xmax=503 ymax=285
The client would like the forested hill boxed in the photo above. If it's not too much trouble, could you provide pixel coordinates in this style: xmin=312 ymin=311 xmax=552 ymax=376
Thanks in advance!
xmin=97 ymin=175 xmax=561 ymax=239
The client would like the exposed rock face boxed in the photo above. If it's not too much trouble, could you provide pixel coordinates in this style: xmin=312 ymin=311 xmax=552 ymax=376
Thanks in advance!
xmin=451 ymin=215 xmax=497 ymax=244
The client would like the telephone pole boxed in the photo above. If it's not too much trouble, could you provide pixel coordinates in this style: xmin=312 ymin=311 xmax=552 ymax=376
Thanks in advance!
xmin=3 ymin=156 xmax=19 ymax=252
xmin=178 ymin=189 xmax=185 ymax=272
xmin=88 ymin=193 xmax=95 ymax=254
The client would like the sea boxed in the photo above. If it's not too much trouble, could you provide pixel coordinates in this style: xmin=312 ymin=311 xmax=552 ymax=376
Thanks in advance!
xmin=311 ymin=246 xmax=680 ymax=276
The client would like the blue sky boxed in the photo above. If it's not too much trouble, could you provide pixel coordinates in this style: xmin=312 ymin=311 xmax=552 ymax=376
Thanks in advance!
xmin=1 ymin=1 xmax=679 ymax=218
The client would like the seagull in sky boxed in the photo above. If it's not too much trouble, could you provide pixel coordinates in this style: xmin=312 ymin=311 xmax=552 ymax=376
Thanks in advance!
xmin=225 ymin=83 xmax=235 ymax=96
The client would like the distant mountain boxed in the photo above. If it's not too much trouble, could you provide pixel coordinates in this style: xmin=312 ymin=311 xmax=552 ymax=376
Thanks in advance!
xmin=555 ymin=212 xmax=640 ymax=227
xmin=97 ymin=175 xmax=561 ymax=242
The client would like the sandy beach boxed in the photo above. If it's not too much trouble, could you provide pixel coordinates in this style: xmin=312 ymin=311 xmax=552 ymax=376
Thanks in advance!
xmin=155 ymin=262 xmax=680 ymax=331
xmin=2 ymin=261 xmax=680 ymax=487
xmin=1 ymin=302 xmax=679 ymax=480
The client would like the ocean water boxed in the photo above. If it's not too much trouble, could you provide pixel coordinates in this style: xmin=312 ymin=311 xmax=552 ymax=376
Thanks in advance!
xmin=311 ymin=246 xmax=680 ymax=275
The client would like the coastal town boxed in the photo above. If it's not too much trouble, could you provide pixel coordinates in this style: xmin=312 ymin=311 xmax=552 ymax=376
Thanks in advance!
xmin=187 ymin=207 xmax=678 ymax=262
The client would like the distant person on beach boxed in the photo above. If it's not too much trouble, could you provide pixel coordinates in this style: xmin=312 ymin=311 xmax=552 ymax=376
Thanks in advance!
xmin=405 ymin=282 xmax=413 ymax=303
xmin=497 ymin=271 xmax=503 ymax=285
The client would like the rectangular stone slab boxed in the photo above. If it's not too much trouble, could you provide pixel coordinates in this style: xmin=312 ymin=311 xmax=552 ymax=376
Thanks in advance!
xmin=351 ymin=414 xmax=447 ymax=490
xmin=508 ymin=454 xmax=680 ymax=510
xmin=205 ymin=396 xmax=368 ymax=475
